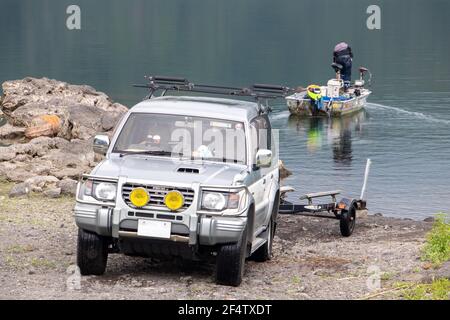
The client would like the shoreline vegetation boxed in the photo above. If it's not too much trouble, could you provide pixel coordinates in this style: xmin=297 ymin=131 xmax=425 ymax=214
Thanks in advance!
xmin=421 ymin=214 xmax=450 ymax=267
xmin=0 ymin=77 xmax=448 ymax=299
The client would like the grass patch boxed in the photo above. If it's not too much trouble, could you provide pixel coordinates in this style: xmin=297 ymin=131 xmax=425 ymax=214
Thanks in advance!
xmin=421 ymin=213 xmax=450 ymax=267
xmin=0 ymin=177 xmax=14 ymax=195
xmin=381 ymin=272 xmax=394 ymax=281
xmin=291 ymin=275 xmax=301 ymax=284
xmin=400 ymin=279 xmax=450 ymax=300
xmin=2 ymin=255 xmax=56 ymax=270
xmin=6 ymin=244 xmax=34 ymax=254
xmin=4 ymin=255 xmax=21 ymax=268
xmin=30 ymin=257 xmax=57 ymax=269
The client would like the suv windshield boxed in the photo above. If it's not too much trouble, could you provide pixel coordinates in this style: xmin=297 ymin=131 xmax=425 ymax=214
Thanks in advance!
xmin=113 ymin=113 xmax=247 ymax=164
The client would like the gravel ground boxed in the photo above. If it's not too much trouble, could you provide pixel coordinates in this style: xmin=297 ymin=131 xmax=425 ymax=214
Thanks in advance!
xmin=0 ymin=182 xmax=438 ymax=300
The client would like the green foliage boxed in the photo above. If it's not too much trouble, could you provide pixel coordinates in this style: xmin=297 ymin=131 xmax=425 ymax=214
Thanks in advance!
xmin=291 ymin=275 xmax=301 ymax=284
xmin=402 ymin=279 xmax=450 ymax=300
xmin=6 ymin=244 xmax=34 ymax=254
xmin=381 ymin=272 xmax=394 ymax=281
xmin=421 ymin=213 xmax=450 ymax=266
xmin=30 ymin=257 xmax=56 ymax=269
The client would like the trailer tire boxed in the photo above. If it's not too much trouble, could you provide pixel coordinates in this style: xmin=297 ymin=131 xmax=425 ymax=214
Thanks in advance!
xmin=77 ymin=228 xmax=109 ymax=275
xmin=339 ymin=202 xmax=356 ymax=237
xmin=215 ymin=227 xmax=247 ymax=286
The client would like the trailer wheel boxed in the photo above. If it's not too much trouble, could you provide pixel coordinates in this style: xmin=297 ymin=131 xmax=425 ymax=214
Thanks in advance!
xmin=339 ymin=202 xmax=356 ymax=237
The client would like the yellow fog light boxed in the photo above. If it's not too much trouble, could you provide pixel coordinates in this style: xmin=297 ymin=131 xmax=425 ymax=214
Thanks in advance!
xmin=129 ymin=187 xmax=150 ymax=207
xmin=164 ymin=191 xmax=185 ymax=211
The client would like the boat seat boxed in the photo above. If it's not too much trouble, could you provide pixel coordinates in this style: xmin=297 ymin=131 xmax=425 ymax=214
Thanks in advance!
xmin=331 ymin=63 xmax=343 ymax=73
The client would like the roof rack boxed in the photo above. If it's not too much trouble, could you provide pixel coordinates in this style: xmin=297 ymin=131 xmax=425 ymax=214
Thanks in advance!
xmin=133 ymin=76 xmax=293 ymax=114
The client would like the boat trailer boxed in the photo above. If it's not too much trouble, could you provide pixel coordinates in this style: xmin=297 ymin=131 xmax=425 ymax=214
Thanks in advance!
xmin=278 ymin=159 xmax=371 ymax=237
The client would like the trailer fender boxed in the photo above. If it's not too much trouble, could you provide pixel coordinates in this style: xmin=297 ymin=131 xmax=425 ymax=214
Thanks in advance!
xmin=338 ymin=198 xmax=366 ymax=211
xmin=337 ymin=197 xmax=357 ymax=211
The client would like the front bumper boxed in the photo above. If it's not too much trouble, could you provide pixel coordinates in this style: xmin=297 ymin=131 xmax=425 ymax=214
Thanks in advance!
xmin=74 ymin=175 xmax=249 ymax=246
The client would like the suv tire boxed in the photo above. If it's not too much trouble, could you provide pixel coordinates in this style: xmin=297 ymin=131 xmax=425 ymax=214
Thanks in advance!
xmin=215 ymin=227 xmax=248 ymax=286
xmin=77 ymin=228 xmax=109 ymax=275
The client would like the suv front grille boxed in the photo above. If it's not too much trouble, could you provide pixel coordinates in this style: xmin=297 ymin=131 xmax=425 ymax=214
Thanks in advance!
xmin=122 ymin=183 xmax=195 ymax=212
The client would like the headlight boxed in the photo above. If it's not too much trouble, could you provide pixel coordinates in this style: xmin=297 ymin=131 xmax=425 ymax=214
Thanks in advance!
xmin=202 ymin=192 xmax=227 ymax=211
xmin=83 ymin=180 xmax=117 ymax=201
xmin=201 ymin=192 xmax=241 ymax=211
xmin=93 ymin=182 xmax=117 ymax=201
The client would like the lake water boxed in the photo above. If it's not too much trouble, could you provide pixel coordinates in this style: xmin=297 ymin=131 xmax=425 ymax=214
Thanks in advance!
xmin=0 ymin=0 xmax=449 ymax=219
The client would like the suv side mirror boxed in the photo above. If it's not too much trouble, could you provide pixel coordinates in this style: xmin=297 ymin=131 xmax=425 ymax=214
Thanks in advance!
xmin=93 ymin=135 xmax=110 ymax=155
xmin=256 ymin=149 xmax=272 ymax=168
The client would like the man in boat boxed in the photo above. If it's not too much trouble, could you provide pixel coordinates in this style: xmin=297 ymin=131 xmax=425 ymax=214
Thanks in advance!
xmin=333 ymin=42 xmax=353 ymax=90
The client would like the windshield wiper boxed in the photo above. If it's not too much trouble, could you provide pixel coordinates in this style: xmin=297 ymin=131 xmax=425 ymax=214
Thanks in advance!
xmin=119 ymin=150 xmax=183 ymax=158
xmin=192 ymin=156 xmax=240 ymax=164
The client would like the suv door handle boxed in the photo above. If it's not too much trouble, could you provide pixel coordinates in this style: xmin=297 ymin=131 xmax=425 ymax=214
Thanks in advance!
xmin=262 ymin=178 xmax=266 ymax=184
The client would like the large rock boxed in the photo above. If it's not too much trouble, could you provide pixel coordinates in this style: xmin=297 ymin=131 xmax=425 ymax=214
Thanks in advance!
xmin=0 ymin=136 xmax=68 ymax=159
xmin=0 ymin=147 xmax=16 ymax=161
xmin=57 ymin=178 xmax=78 ymax=196
xmin=1 ymin=77 xmax=127 ymax=140
xmin=1 ymin=77 xmax=127 ymax=116
xmin=279 ymin=160 xmax=292 ymax=180
xmin=24 ymin=175 xmax=59 ymax=192
xmin=8 ymin=182 xmax=30 ymax=198
xmin=0 ymin=162 xmax=36 ymax=182
xmin=40 ymin=139 xmax=96 ymax=170
xmin=67 ymin=105 xmax=105 ymax=140
xmin=0 ymin=138 xmax=94 ymax=182
xmin=0 ymin=123 xmax=25 ymax=140
xmin=0 ymin=78 xmax=127 ymax=194
xmin=24 ymin=114 xmax=61 ymax=139
xmin=43 ymin=187 xmax=62 ymax=198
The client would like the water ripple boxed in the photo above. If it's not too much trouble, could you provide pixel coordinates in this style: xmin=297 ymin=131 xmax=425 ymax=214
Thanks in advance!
xmin=366 ymin=103 xmax=450 ymax=125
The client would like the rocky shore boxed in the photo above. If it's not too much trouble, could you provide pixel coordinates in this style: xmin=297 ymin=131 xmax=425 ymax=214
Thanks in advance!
xmin=0 ymin=77 xmax=128 ymax=198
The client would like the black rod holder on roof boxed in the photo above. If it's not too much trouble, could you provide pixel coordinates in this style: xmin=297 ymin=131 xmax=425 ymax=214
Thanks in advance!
xmin=147 ymin=76 xmax=188 ymax=84
xmin=133 ymin=75 xmax=294 ymax=113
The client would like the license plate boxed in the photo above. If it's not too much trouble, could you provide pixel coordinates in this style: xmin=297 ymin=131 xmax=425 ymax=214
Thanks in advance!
xmin=137 ymin=219 xmax=171 ymax=239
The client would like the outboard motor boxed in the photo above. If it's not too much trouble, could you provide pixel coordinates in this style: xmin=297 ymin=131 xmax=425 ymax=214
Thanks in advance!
xmin=354 ymin=67 xmax=372 ymax=96
xmin=356 ymin=67 xmax=372 ymax=87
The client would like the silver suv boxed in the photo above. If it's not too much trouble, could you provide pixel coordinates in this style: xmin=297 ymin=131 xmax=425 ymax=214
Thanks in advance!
xmin=74 ymin=79 xmax=283 ymax=286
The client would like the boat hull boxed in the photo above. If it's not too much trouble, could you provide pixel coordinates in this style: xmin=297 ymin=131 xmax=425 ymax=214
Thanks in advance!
xmin=286 ymin=91 xmax=370 ymax=117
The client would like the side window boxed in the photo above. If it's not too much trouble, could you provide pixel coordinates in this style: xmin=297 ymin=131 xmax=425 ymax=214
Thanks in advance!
xmin=250 ymin=115 xmax=271 ymax=151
